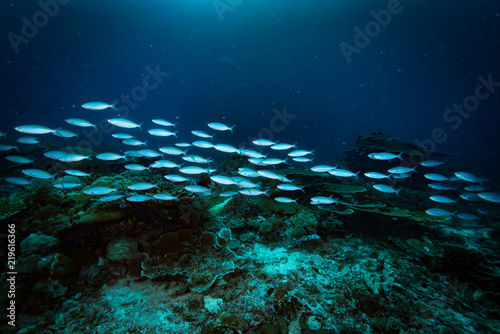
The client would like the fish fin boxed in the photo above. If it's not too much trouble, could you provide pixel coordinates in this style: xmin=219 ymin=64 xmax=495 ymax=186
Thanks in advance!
xmin=230 ymin=124 xmax=236 ymax=134
xmin=111 ymin=99 xmax=120 ymax=111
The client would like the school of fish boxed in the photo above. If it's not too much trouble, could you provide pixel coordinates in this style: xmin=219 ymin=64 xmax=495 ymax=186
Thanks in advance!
xmin=1 ymin=101 xmax=499 ymax=220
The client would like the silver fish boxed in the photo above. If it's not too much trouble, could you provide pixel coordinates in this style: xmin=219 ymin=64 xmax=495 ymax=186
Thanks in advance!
xmin=127 ymin=195 xmax=154 ymax=202
xmin=15 ymin=124 xmax=55 ymax=134
xmin=275 ymin=197 xmax=298 ymax=204
xmin=84 ymin=186 xmax=117 ymax=195
xmin=108 ymin=118 xmax=142 ymax=129
xmin=81 ymin=101 xmax=118 ymax=111
xmin=152 ymin=119 xmax=177 ymax=127
xmin=191 ymin=130 xmax=214 ymax=139
xmin=65 ymin=118 xmax=97 ymax=128
xmin=185 ymin=185 xmax=211 ymax=194
xmin=311 ymin=196 xmax=338 ymax=205
xmin=373 ymin=184 xmax=401 ymax=195
xmin=5 ymin=177 xmax=31 ymax=186
xmin=128 ymin=183 xmax=158 ymax=191
xmin=207 ymin=122 xmax=235 ymax=133
xmin=148 ymin=129 xmax=178 ymax=137
xmin=95 ymin=153 xmax=127 ymax=161
xmin=22 ymin=169 xmax=53 ymax=179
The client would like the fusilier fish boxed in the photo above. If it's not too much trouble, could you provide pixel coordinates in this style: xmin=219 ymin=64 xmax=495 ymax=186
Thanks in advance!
xmin=17 ymin=137 xmax=39 ymax=144
xmin=112 ymin=133 xmax=135 ymax=139
xmin=235 ymin=179 xmax=260 ymax=189
xmin=239 ymin=189 xmax=269 ymax=196
xmin=454 ymin=172 xmax=481 ymax=183
xmin=15 ymin=124 xmax=55 ymax=134
xmin=288 ymin=150 xmax=314 ymax=157
xmin=210 ymin=175 xmax=236 ymax=185
xmin=429 ymin=195 xmax=457 ymax=204
xmin=182 ymin=155 xmax=212 ymax=164
xmin=96 ymin=153 xmax=127 ymax=161
xmin=464 ymin=185 xmax=488 ymax=192
xmin=122 ymin=139 xmax=148 ymax=146
xmin=275 ymin=197 xmax=298 ymax=204
xmin=179 ymin=166 xmax=211 ymax=175
xmin=427 ymin=183 xmax=455 ymax=191
xmin=373 ymin=184 xmax=401 ymax=195
xmin=238 ymin=168 xmax=260 ymax=178
xmin=0 ymin=144 xmax=20 ymax=151
xmin=128 ymin=183 xmax=158 ymax=191
xmin=81 ymin=101 xmax=118 ymax=111
xmin=292 ymin=157 xmax=313 ymax=163
xmin=311 ymin=165 xmax=336 ymax=173
xmin=457 ymin=213 xmax=479 ymax=220
xmin=65 ymin=118 xmax=97 ymax=128
xmin=54 ymin=182 xmax=82 ymax=189
xmin=240 ymin=149 xmax=266 ymax=159
xmin=5 ymin=156 xmax=34 ymax=165
xmin=192 ymin=141 xmax=214 ymax=148
xmin=127 ymin=195 xmax=154 ymax=202
xmin=148 ymin=129 xmax=178 ymax=137
xmin=207 ymin=122 xmax=235 ymax=133
xmin=263 ymin=158 xmax=288 ymax=165
xmin=478 ymin=192 xmax=500 ymax=203
xmin=459 ymin=193 xmax=481 ymax=201
xmin=138 ymin=149 xmax=162 ymax=158
xmin=425 ymin=208 xmax=454 ymax=216
xmin=159 ymin=147 xmax=188 ymax=155
xmin=368 ymin=152 xmax=402 ymax=161
xmin=328 ymin=169 xmax=359 ymax=178
xmin=164 ymin=174 xmax=190 ymax=182
xmin=153 ymin=193 xmax=179 ymax=201
xmin=388 ymin=166 xmax=417 ymax=174
xmin=150 ymin=160 xmax=180 ymax=169
xmin=420 ymin=160 xmax=446 ymax=167
xmin=64 ymin=170 xmax=92 ymax=177
xmin=185 ymin=185 xmax=211 ymax=194
xmin=191 ymin=130 xmax=214 ymax=139
xmin=125 ymin=164 xmax=150 ymax=171
xmin=99 ymin=194 xmax=126 ymax=202
xmin=53 ymin=129 xmax=78 ymax=138
xmin=214 ymin=144 xmax=239 ymax=154
xmin=270 ymin=143 xmax=297 ymax=150
xmin=22 ymin=169 xmax=54 ymax=179
xmin=108 ymin=118 xmax=142 ymax=129
xmin=152 ymin=119 xmax=177 ymax=127
xmin=311 ymin=196 xmax=338 ymax=205
xmin=44 ymin=151 xmax=68 ymax=160
xmin=424 ymin=173 xmax=449 ymax=182
xmin=59 ymin=154 xmax=92 ymax=162
xmin=364 ymin=172 xmax=391 ymax=180
xmin=84 ymin=186 xmax=118 ymax=196
xmin=5 ymin=177 xmax=31 ymax=186
xmin=252 ymin=139 xmax=276 ymax=146
xmin=277 ymin=184 xmax=305 ymax=192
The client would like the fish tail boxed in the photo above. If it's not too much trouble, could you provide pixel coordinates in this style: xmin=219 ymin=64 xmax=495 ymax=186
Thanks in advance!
xmin=111 ymin=99 xmax=120 ymax=111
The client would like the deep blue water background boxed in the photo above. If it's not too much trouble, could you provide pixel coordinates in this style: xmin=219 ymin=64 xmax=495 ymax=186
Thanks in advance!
xmin=1 ymin=0 xmax=500 ymax=179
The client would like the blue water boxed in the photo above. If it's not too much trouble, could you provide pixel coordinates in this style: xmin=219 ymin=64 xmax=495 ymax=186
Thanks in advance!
xmin=3 ymin=0 xmax=500 ymax=177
